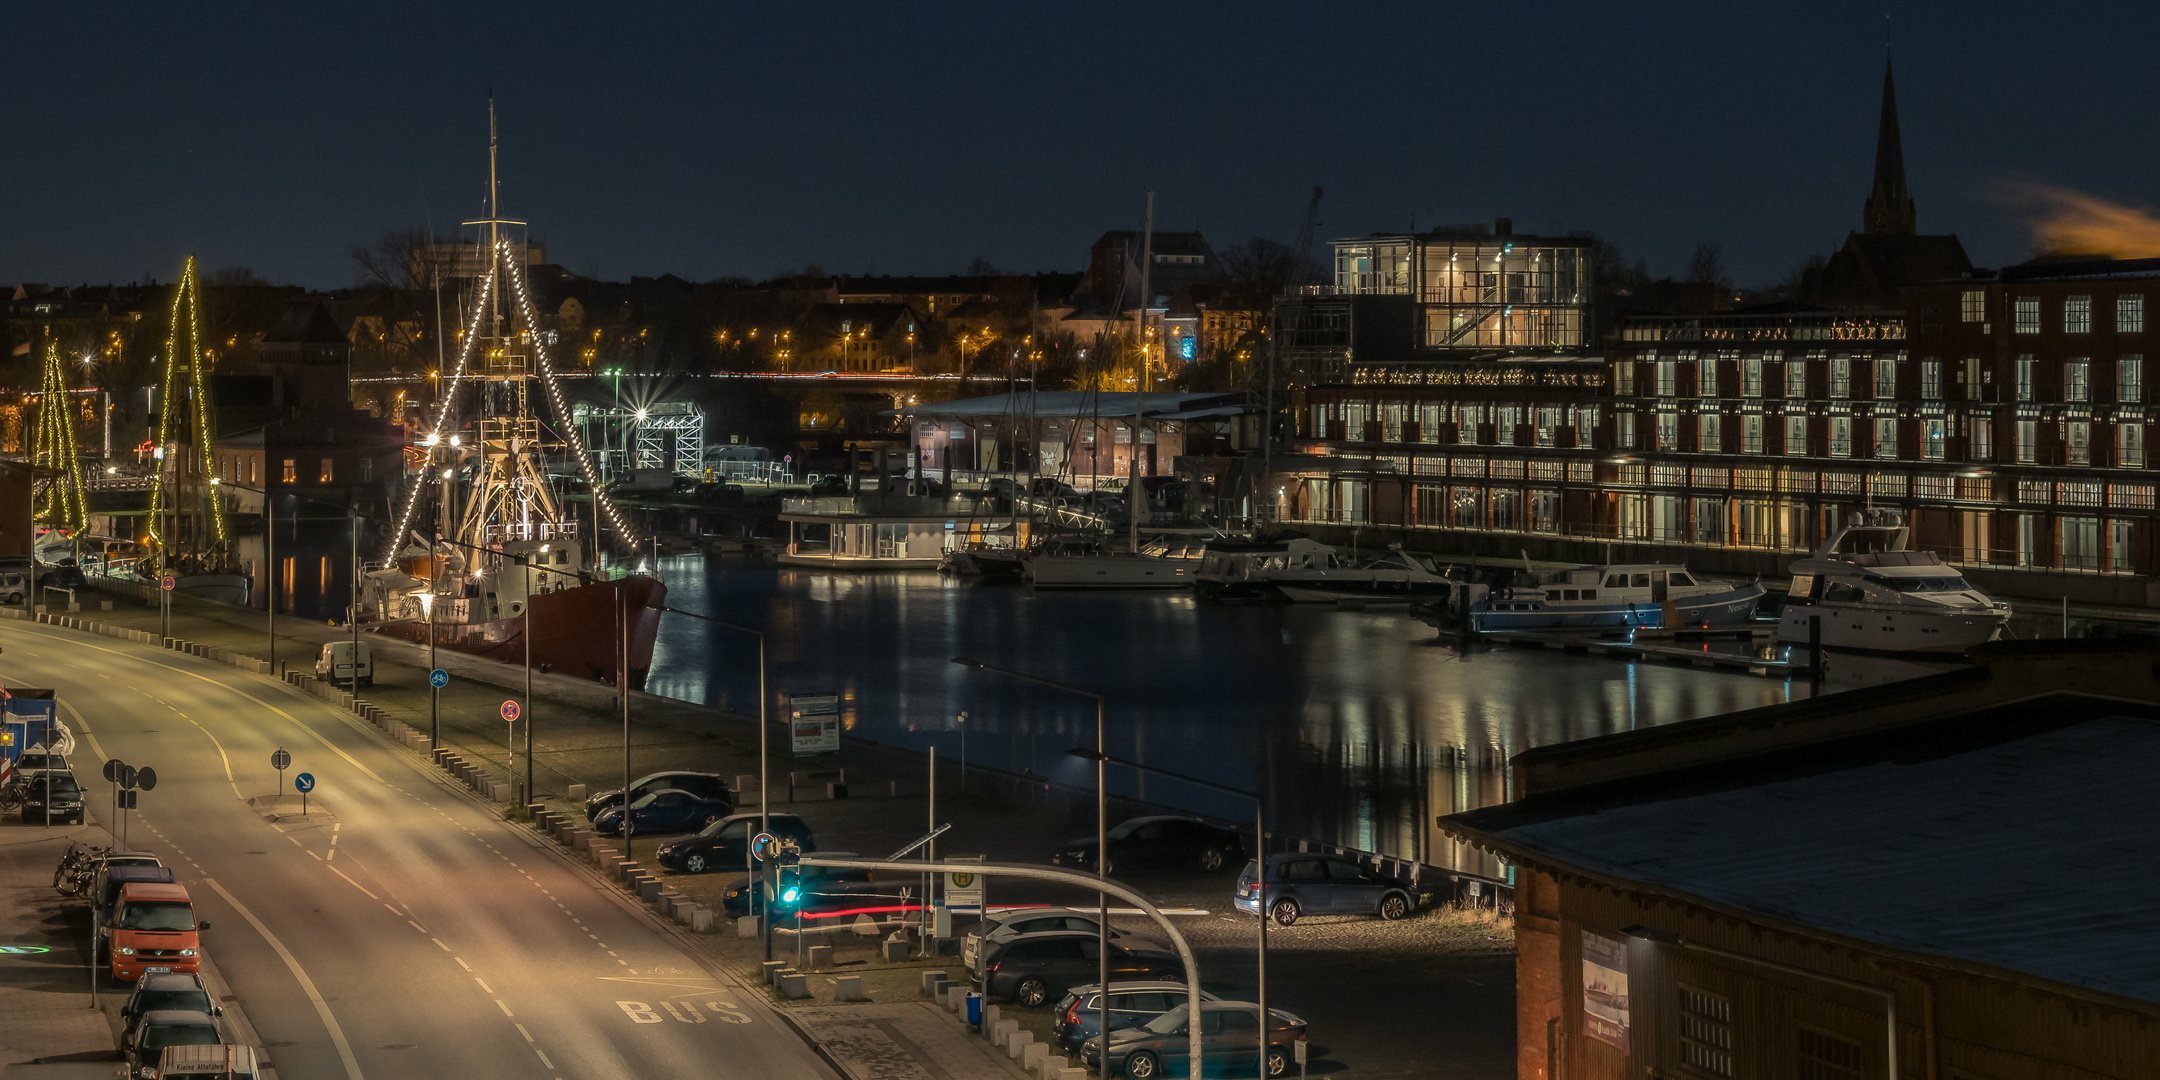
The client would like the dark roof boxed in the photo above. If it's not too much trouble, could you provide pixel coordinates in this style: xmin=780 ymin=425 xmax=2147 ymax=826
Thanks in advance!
xmin=261 ymin=299 xmax=349 ymax=345
xmin=1995 ymin=255 xmax=2160 ymax=283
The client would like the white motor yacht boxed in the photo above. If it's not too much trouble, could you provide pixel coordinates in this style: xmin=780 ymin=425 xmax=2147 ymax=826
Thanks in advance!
xmin=1777 ymin=519 xmax=2011 ymax=653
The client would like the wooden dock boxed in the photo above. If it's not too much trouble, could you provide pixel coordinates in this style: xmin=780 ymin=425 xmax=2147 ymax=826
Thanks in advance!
xmin=1480 ymin=628 xmax=1813 ymax=678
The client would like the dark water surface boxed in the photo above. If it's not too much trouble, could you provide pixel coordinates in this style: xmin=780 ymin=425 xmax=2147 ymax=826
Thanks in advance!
xmin=647 ymin=559 xmax=1809 ymax=870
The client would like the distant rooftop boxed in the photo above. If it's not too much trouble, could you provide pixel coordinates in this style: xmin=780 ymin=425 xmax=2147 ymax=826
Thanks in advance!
xmin=893 ymin=391 xmax=1244 ymax=422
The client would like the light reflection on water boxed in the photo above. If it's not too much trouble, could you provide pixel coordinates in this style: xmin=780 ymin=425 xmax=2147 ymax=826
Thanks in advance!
xmin=648 ymin=558 xmax=1808 ymax=868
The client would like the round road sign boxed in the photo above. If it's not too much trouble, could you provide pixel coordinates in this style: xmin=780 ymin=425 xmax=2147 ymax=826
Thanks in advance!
xmin=751 ymin=832 xmax=779 ymax=860
xmin=429 ymin=668 xmax=449 ymax=689
xmin=271 ymin=748 xmax=291 ymax=771
xmin=103 ymin=758 xmax=126 ymax=783
xmin=134 ymin=767 xmax=157 ymax=792
xmin=159 ymin=576 xmax=177 ymax=592
xmin=294 ymin=772 xmax=316 ymax=794
xmin=500 ymin=700 xmax=520 ymax=722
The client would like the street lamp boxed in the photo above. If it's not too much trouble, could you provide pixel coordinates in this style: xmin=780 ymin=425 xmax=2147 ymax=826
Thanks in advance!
xmin=951 ymin=656 xmax=1110 ymax=1078
xmin=1068 ymin=747 xmax=1274 ymax=1075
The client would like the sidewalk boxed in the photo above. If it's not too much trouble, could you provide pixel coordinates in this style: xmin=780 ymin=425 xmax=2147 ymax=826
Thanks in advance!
xmin=790 ymin=1003 xmax=1029 ymax=1080
xmin=0 ymin=817 xmax=115 ymax=1080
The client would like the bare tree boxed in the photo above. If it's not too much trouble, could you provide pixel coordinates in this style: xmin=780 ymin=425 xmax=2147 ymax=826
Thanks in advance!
xmin=350 ymin=227 xmax=456 ymax=290
xmin=1216 ymin=237 xmax=1303 ymax=309
xmin=1685 ymin=242 xmax=1732 ymax=290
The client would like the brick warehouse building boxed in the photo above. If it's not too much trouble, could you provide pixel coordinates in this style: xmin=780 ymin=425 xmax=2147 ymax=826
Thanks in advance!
xmin=1265 ymin=63 xmax=2158 ymax=607
xmin=1439 ymin=641 xmax=2160 ymax=1080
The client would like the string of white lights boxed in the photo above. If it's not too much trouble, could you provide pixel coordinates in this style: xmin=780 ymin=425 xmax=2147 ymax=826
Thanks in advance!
xmin=379 ymin=264 xmax=497 ymax=564
xmin=505 ymin=250 xmax=643 ymax=550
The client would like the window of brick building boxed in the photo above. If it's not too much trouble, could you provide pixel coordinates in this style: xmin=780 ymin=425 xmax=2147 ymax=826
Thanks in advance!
xmin=1971 ymin=416 xmax=1994 ymax=462
xmin=1796 ymin=1027 xmax=1863 ymax=1080
xmin=2014 ymin=296 xmax=2040 ymax=334
xmin=2122 ymin=423 xmax=2146 ymax=468
xmin=1961 ymin=289 xmax=1986 ymax=323
xmin=1920 ymin=359 xmax=1941 ymax=400
xmin=2065 ymin=358 xmax=2090 ymax=402
xmin=1742 ymin=355 xmax=1763 ymax=397
xmin=1698 ymin=412 xmax=1721 ymax=451
xmin=1656 ymin=410 xmax=1678 ymax=450
xmin=1741 ymin=414 xmax=1764 ymax=453
xmin=2068 ymin=421 xmax=2091 ymax=465
xmin=1829 ymin=356 xmax=1851 ymax=398
xmin=1829 ymin=416 xmax=1852 ymax=457
xmin=1874 ymin=356 xmax=1898 ymax=399
xmin=1924 ymin=418 xmax=1946 ymax=460
xmin=1874 ymin=417 xmax=1898 ymax=458
xmin=1698 ymin=355 xmax=1719 ymax=398
xmin=319 ymin=458 xmax=335 ymax=483
xmin=2120 ymin=355 xmax=2143 ymax=402
xmin=1614 ymin=360 xmax=1635 ymax=395
xmin=1787 ymin=354 xmax=1810 ymax=398
xmin=2016 ymin=420 xmax=2037 ymax=464
xmin=1677 ymin=986 xmax=1734 ymax=1078
xmin=1656 ymin=358 xmax=1677 ymax=397
xmin=281 ymin=459 xmax=296 ymax=484
xmin=1962 ymin=357 xmax=1983 ymax=400
xmin=2016 ymin=355 xmax=2035 ymax=401
xmin=2119 ymin=294 xmax=2145 ymax=334
xmin=2065 ymin=295 xmax=2093 ymax=335
xmin=1785 ymin=415 xmax=1806 ymax=455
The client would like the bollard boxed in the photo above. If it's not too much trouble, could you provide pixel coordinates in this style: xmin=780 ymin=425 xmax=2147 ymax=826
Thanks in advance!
xmin=779 ymin=973 xmax=809 ymax=1000
xmin=835 ymin=975 xmax=864 ymax=1002
xmin=991 ymin=1018 xmax=1018 ymax=1047
xmin=637 ymin=878 xmax=662 ymax=903
xmin=733 ymin=774 xmax=757 ymax=796
xmin=566 ymin=783 xmax=587 ymax=801
xmin=1054 ymin=1069 xmax=1086 ymax=1080
xmin=1014 ymin=1036 xmax=1041 ymax=1064
xmin=689 ymin=908 xmax=715 ymax=933
xmin=985 ymin=1004 xmax=1002 ymax=1029
xmin=761 ymin=960 xmax=787 ymax=986
xmin=805 ymin=944 xmax=832 ymax=971
xmin=882 ymin=937 xmax=910 ymax=962
xmin=735 ymin=915 xmax=758 ymax=938
xmin=919 ymin=970 xmax=949 ymax=997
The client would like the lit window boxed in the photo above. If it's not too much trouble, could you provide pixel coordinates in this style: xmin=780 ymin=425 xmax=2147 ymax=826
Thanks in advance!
xmin=1960 ymin=289 xmax=1986 ymax=323
xmin=1923 ymin=418 xmax=1945 ymax=460
xmin=2014 ymin=297 xmax=2040 ymax=334
xmin=1741 ymin=414 xmax=1764 ymax=453
xmin=1828 ymin=416 xmax=1852 ymax=457
xmin=1874 ymin=417 xmax=1898 ymax=458
xmin=2120 ymin=355 xmax=2143 ymax=403
xmin=2016 ymin=420 xmax=2037 ymax=464
xmin=1874 ymin=357 xmax=1898 ymax=399
xmin=1784 ymin=414 xmax=1806 ymax=455
xmin=2065 ymin=295 xmax=2092 ymax=335
xmin=2016 ymin=355 xmax=2035 ymax=401
xmin=1828 ymin=356 xmax=1851 ymax=399
xmin=1921 ymin=360 xmax=1942 ymax=400
xmin=1785 ymin=355 xmax=1808 ymax=398
xmin=2118 ymin=294 xmax=2145 ymax=334
xmin=2067 ymin=421 xmax=2091 ymax=465
xmin=1698 ymin=412 xmax=1721 ymax=451
xmin=320 ymin=458 xmax=335 ymax=484
xmin=1741 ymin=356 xmax=1763 ymax=398
xmin=281 ymin=459 xmax=296 ymax=484
xmin=2065 ymin=358 xmax=2089 ymax=402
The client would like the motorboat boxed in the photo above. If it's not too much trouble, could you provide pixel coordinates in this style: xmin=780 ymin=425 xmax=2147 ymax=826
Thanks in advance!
xmin=1024 ymin=537 xmax=1202 ymax=589
xmin=1464 ymin=563 xmax=1764 ymax=633
xmin=1196 ymin=535 xmax=1460 ymax=604
xmin=1776 ymin=518 xmax=2011 ymax=653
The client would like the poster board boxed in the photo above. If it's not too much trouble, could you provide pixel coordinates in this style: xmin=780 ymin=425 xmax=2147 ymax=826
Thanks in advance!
xmin=1580 ymin=930 xmax=1631 ymax=1052
xmin=788 ymin=692 xmax=841 ymax=757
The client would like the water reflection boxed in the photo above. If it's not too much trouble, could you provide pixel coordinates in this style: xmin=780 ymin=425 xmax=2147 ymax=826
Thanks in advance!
xmin=649 ymin=559 xmax=1810 ymax=870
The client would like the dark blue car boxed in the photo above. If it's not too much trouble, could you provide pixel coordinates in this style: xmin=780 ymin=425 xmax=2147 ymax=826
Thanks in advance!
xmin=592 ymin=788 xmax=732 ymax=837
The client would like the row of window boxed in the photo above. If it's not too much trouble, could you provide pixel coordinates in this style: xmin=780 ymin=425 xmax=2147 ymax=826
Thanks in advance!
xmin=1619 ymin=412 xmax=2146 ymax=466
xmin=214 ymin=454 xmax=360 ymax=485
xmin=1617 ymin=353 xmax=2144 ymax=404
xmin=1980 ymin=291 xmax=2148 ymax=335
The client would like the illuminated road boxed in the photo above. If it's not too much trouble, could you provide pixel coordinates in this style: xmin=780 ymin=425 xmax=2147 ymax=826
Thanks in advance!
xmin=0 ymin=620 xmax=834 ymax=1080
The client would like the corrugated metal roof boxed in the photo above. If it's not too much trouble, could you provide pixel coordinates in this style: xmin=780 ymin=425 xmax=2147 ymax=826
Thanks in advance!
xmin=1481 ymin=715 xmax=2160 ymax=1005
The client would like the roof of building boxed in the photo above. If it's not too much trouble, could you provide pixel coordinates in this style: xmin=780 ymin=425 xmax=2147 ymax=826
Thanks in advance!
xmin=1991 ymin=255 xmax=2160 ymax=283
xmin=895 ymin=391 xmax=1243 ymax=421
xmin=1445 ymin=665 xmax=2160 ymax=1011
xmin=261 ymin=299 xmax=350 ymax=345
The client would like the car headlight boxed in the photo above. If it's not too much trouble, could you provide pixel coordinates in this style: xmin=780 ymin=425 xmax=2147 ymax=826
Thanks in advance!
xmin=24 ymin=801 xmax=41 ymax=807
xmin=179 ymin=948 xmax=197 ymax=956
xmin=117 ymin=947 xmax=136 ymax=955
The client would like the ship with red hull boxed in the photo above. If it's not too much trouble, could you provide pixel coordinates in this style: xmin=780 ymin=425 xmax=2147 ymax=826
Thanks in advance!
xmin=361 ymin=104 xmax=662 ymax=687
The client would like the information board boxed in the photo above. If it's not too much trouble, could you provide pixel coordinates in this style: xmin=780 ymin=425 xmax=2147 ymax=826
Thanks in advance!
xmin=789 ymin=692 xmax=841 ymax=757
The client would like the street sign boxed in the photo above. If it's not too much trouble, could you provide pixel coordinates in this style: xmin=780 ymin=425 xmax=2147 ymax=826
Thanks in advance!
xmin=116 ymin=765 xmax=136 ymax=789
xmin=270 ymin=748 xmax=291 ymax=771
xmin=946 ymin=854 xmax=984 ymax=910
xmin=1295 ymin=1036 xmax=1308 ymax=1066
xmin=429 ymin=669 xmax=449 ymax=689
xmin=103 ymin=758 xmax=125 ymax=783
xmin=500 ymin=700 xmax=520 ymax=723
xmin=751 ymin=833 xmax=779 ymax=860
xmin=294 ymin=772 xmax=315 ymax=794
xmin=159 ymin=576 xmax=176 ymax=592
xmin=134 ymin=767 xmax=156 ymax=792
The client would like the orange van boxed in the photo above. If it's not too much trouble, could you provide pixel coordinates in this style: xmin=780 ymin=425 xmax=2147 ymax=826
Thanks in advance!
xmin=109 ymin=882 xmax=208 ymax=981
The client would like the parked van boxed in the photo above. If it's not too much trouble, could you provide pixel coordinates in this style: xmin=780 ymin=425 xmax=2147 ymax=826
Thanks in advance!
xmin=98 ymin=865 xmax=176 ymax=926
xmin=314 ymin=640 xmax=372 ymax=687
xmin=110 ymin=881 xmax=208 ymax=981
xmin=158 ymin=1044 xmax=264 ymax=1079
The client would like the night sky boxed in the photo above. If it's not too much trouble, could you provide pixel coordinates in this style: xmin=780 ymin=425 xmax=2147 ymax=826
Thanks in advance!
xmin=6 ymin=2 xmax=2157 ymax=291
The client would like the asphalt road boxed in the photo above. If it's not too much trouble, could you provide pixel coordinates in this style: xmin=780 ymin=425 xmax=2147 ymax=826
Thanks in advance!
xmin=0 ymin=620 xmax=836 ymax=1080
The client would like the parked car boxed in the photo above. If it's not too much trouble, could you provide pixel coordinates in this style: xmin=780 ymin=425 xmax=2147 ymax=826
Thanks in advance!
xmin=109 ymin=881 xmax=207 ymax=981
xmin=1053 ymin=816 xmax=1245 ymax=876
xmin=313 ymin=641 xmax=372 ymax=688
xmin=1081 ymin=1002 xmax=1306 ymax=1079
xmin=591 ymin=788 xmax=733 ymax=836
xmin=18 ymin=769 xmax=83 ymax=824
xmin=584 ymin=771 xmax=733 ymax=821
xmin=121 ymin=972 xmax=221 ymax=1048
xmin=11 ymin=749 xmax=67 ymax=775
xmin=719 ymin=858 xmax=894 ymax=921
xmin=655 ymin=812 xmax=814 ymax=875
xmin=963 ymin=907 xmax=1169 ymax=975
xmin=1052 ymin=981 xmax=1221 ymax=1053
xmin=157 ymin=1043 xmax=266 ymax=1079
xmin=982 ymin=931 xmax=1183 ymax=1008
xmin=127 ymin=1009 xmax=224 ymax=1078
xmin=1233 ymin=853 xmax=1431 ymax=926
xmin=0 ymin=572 xmax=26 ymax=604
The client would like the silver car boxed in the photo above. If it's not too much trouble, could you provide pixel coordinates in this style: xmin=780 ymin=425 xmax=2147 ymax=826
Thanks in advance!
xmin=1082 ymin=1001 xmax=1307 ymax=1079
xmin=962 ymin=907 xmax=1168 ymax=974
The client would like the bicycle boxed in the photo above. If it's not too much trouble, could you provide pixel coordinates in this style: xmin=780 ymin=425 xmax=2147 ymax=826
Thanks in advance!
xmin=53 ymin=840 xmax=109 ymax=894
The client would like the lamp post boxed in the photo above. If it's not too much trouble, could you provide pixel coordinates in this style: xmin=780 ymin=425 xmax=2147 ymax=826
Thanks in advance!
xmin=1068 ymin=747 xmax=1272 ymax=1076
xmin=951 ymin=656 xmax=1108 ymax=1078
xmin=265 ymin=487 xmax=275 ymax=674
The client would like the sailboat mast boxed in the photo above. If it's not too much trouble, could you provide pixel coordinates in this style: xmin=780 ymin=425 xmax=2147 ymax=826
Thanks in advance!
xmin=1131 ymin=192 xmax=1152 ymax=555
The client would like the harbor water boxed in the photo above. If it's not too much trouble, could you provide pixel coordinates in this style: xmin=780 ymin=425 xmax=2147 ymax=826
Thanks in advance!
xmin=647 ymin=558 xmax=1812 ymax=873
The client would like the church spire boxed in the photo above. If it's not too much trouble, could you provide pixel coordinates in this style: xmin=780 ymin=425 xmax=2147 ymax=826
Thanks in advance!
xmin=1863 ymin=58 xmax=1917 ymax=236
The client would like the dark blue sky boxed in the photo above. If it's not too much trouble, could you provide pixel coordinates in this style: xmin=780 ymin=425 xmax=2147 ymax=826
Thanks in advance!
xmin=6 ymin=2 xmax=2156 ymax=290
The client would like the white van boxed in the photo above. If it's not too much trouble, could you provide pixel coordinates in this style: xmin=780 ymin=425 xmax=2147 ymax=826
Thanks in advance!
xmin=159 ymin=1043 xmax=265 ymax=1079
xmin=314 ymin=641 xmax=373 ymax=687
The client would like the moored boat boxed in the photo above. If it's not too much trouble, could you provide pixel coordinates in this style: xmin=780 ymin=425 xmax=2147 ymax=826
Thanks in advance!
xmin=1465 ymin=563 xmax=1764 ymax=633
xmin=1775 ymin=518 xmax=2010 ymax=654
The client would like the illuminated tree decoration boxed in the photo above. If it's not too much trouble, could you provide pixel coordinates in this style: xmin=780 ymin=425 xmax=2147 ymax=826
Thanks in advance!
xmin=32 ymin=340 xmax=89 ymax=534
xmin=145 ymin=256 xmax=228 ymax=564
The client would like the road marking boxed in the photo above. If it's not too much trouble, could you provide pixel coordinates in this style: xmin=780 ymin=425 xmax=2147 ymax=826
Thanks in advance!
xmin=407 ymin=920 xmax=429 ymax=934
xmin=432 ymin=938 xmax=451 ymax=952
xmin=475 ymin=977 xmax=494 ymax=994
xmin=327 ymin=865 xmax=380 ymax=899
xmin=534 ymin=1049 xmax=554 ymax=1069
xmin=307 ymin=850 xmax=322 ymax=861
xmin=454 ymin=957 xmax=472 ymax=972
xmin=383 ymin=904 xmax=402 ymax=915
xmin=202 ymin=877 xmax=366 ymax=1080
xmin=514 ymin=1024 xmax=535 ymax=1043
xmin=495 ymin=999 xmax=514 ymax=1017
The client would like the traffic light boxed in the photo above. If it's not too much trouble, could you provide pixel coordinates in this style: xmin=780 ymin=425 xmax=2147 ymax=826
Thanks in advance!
xmin=775 ymin=847 xmax=802 ymax=909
